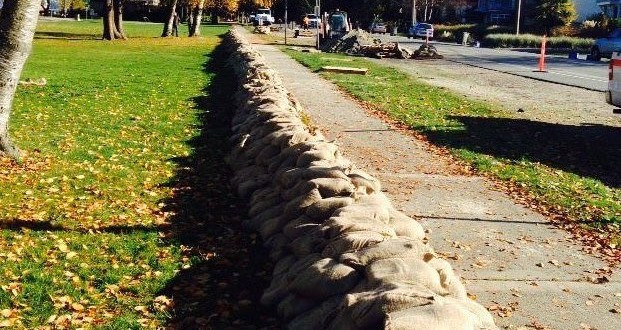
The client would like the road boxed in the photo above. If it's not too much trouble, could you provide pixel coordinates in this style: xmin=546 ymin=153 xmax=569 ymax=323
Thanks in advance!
xmin=376 ymin=35 xmax=609 ymax=92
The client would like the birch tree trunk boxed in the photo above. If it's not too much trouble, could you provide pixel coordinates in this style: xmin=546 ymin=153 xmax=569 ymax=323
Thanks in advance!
xmin=0 ymin=0 xmax=40 ymax=159
xmin=103 ymin=0 xmax=126 ymax=40
xmin=188 ymin=2 xmax=204 ymax=37
xmin=113 ymin=0 xmax=126 ymax=39
xmin=162 ymin=0 xmax=179 ymax=37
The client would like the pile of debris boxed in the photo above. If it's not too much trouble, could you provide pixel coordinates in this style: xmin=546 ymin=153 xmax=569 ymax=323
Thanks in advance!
xmin=254 ymin=25 xmax=272 ymax=34
xmin=412 ymin=44 xmax=443 ymax=60
xmin=320 ymin=29 xmax=443 ymax=60
xmin=320 ymin=29 xmax=378 ymax=54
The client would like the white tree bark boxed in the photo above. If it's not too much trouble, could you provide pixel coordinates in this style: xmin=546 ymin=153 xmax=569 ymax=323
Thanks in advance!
xmin=162 ymin=0 xmax=179 ymax=37
xmin=0 ymin=0 xmax=41 ymax=159
xmin=189 ymin=2 xmax=204 ymax=37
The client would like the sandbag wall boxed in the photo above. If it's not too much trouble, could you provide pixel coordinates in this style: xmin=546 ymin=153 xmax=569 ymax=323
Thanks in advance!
xmin=224 ymin=29 xmax=498 ymax=330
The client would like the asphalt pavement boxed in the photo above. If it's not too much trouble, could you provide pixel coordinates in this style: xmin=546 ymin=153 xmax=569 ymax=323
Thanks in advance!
xmin=237 ymin=26 xmax=621 ymax=330
xmin=376 ymin=35 xmax=610 ymax=92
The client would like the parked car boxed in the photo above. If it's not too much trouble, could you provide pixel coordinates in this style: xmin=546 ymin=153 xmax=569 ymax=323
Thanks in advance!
xmin=592 ymin=28 xmax=621 ymax=61
xmin=408 ymin=22 xmax=434 ymax=39
xmin=369 ymin=22 xmax=387 ymax=34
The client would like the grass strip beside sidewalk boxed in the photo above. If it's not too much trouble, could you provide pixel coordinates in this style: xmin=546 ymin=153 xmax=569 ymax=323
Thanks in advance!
xmin=284 ymin=49 xmax=621 ymax=248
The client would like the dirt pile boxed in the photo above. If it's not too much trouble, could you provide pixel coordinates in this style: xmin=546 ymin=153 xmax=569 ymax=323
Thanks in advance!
xmin=320 ymin=29 xmax=379 ymax=54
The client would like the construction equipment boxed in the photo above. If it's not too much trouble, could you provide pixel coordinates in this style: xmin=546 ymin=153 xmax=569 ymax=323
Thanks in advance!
xmin=326 ymin=10 xmax=350 ymax=39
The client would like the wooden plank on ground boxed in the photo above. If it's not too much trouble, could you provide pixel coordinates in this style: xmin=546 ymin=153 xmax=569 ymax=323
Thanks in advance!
xmin=321 ymin=66 xmax=368 ymax=75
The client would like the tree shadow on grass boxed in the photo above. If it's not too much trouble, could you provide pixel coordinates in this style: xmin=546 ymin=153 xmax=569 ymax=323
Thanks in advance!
xmin=425 ymin=116 xmax=621 ymax=187
xmin=34 ymin=31 xmax=100 ymax=40
xmin=157 ymin=36 xmax=279 ymax=329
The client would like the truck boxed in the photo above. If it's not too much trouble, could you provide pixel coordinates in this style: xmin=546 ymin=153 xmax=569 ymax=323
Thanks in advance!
xmin=606 ymin=51 xmax=621 ymax=113
xmin=253 ymin=8 xmax=275 ymax=26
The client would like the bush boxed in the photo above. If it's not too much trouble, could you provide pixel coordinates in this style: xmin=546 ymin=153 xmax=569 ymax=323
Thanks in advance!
xmin=483 ymin=33 xmax=594 ymax=49
xmin=434 ymin=24 xmax=513 ymax=42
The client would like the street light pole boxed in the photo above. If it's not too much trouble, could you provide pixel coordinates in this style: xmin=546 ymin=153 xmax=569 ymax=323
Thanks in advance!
xmin=412 ymin=0 xmax=417 ymax=25
xmin=285 ymin=0 xmax=288 ymax=45
xmin=516 ymin=0 xmax=522 ymax=35
xmin=316 ymin=0 xmax=320 ymax=50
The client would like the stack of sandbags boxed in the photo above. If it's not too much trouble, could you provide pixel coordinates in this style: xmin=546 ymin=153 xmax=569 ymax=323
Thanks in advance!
xmin=224 ymin=28 xmax=497 ymax=330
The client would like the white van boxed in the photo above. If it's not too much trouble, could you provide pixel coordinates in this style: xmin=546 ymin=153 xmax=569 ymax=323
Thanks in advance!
xmin=606 ymin=51 xmax=621 ymax=112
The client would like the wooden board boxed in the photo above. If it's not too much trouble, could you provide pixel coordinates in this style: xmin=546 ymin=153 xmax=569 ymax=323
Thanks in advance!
xmin=320 ymin=66 xmax=368 ymax=75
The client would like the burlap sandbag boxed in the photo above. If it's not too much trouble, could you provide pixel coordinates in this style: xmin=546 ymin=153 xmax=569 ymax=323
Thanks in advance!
xmin=237 ymin=174 xmax=271 ymax=199
xmin=256 ymin=144 xmax=282 ymax=166
xmin=277 ymin=294 xmax=320 ymax=321
xmin=309 ymin=177 xmax=355 ymax=198
xmin=232 ymin=165 xmax=267 ymax=186
xmin=278 ymin=166 xmax=350 ymax=189
xmin=388 ymin=209 xmax=425 ymax=240
xmin=267 ymin=144 xmax=306 ymax=174
xmin=305 ymin=197 xmax=354 ymax=221
xmin=349 ymin=170 xmax=382 ymax=194
xmin=427 ymin=257 xmax=467 ymax=299
xmin=282 ymin=215 xmax=322 ymax=240
xmin=261 ymin=254 xmax=297 ymax=306
xmin=384 ymin=296 xmax=498 ymax=330
xmin=331 ymin=194 xmax=392 ymax=224
xmin=283 ymin=188 xmax=322 ymax=219
xmin=289 ymin=228 xmax=328 ymax=257
xmin=281 ymin=180 xmax=317 ymax=202
xmin=296 ymin=148 xmax=339 ymax=168
xmin=259 ymin=215 xmax=291 ymax=239
xmin=288 ymin=258 xmax=361 ymax=300
xmin=321 ymin=231 xmax=388 ymax=259
xmin=248 ymin=193 xmax=282 ymax=218
xmin=249 ymin=185 xmax=277 ymax=206
xmin=263 ymin=233 xmax=290 ymax=251
xmin=286 ymin=295 xmax=344 ymax=330
xmin=322 ymin=216 xmax=397 ymax=239
xmin=273 ymin=254 xmax=297 ymax=277
xmin=340 ymin=238 xmax=433 ymax=269
xmin=242 ymin=203 xmax=285 ymax=231
xmin=282 ymin=130 xmax=324 ymax=148
xmin=327 ymin=283 xmax=437 ymax=330
xmin=365 ymin=257 xmax=448 ymax=296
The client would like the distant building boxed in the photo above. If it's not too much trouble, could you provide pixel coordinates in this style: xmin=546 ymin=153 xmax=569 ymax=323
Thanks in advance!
xmin=574 ymin=0 xmax=601 ymax=20
xmin=598 ymin=0 xmax=621 ymax=18
xmin=478 ymin=0 xmax=602 ymax=24
xmin=477 ymin=0 xmax=518 ymax=24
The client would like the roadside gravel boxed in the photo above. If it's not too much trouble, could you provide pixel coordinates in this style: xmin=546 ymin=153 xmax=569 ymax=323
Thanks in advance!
xmin=369 ymin=57 xmax=621 ymax=127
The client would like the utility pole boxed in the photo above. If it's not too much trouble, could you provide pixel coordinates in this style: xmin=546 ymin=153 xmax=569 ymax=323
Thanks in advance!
xmin=285 ymin=0 xmax=288 ymax=45
xmin=315 ymin=0 xmax=320 ymax=50
xmin=412 ymin=0 xmax=417 ymax=26
xmin=516 ymin=0 xmax=522 ymax=35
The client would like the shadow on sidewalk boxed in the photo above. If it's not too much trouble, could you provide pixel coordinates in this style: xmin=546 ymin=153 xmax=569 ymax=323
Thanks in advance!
xmin=157 ymin=36 xmax=279 ymax=329
xmin=425 ymin=116 xmax=621 ymax=188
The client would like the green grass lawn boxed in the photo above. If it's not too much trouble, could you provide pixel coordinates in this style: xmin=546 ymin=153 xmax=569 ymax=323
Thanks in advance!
xmin=0 ymin=20 xmax=232 ymax=328
xmin=284 ymin=50 xmax=621 ymax=245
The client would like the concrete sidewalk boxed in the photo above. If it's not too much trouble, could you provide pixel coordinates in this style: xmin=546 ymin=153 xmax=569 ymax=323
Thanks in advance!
xmin=236 ymin=27 xmax=621 ymax=330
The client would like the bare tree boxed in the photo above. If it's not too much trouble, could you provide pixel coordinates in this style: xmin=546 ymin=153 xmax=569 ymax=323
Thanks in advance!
xmin=103 ymin=0 xmax=126 ymax=40
xmin=0 ymin=0 xmax=41 ymax=159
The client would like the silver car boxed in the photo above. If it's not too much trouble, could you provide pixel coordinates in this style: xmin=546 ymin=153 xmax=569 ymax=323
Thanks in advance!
xmin=408 ymin=23 xmax=434 ymax=39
